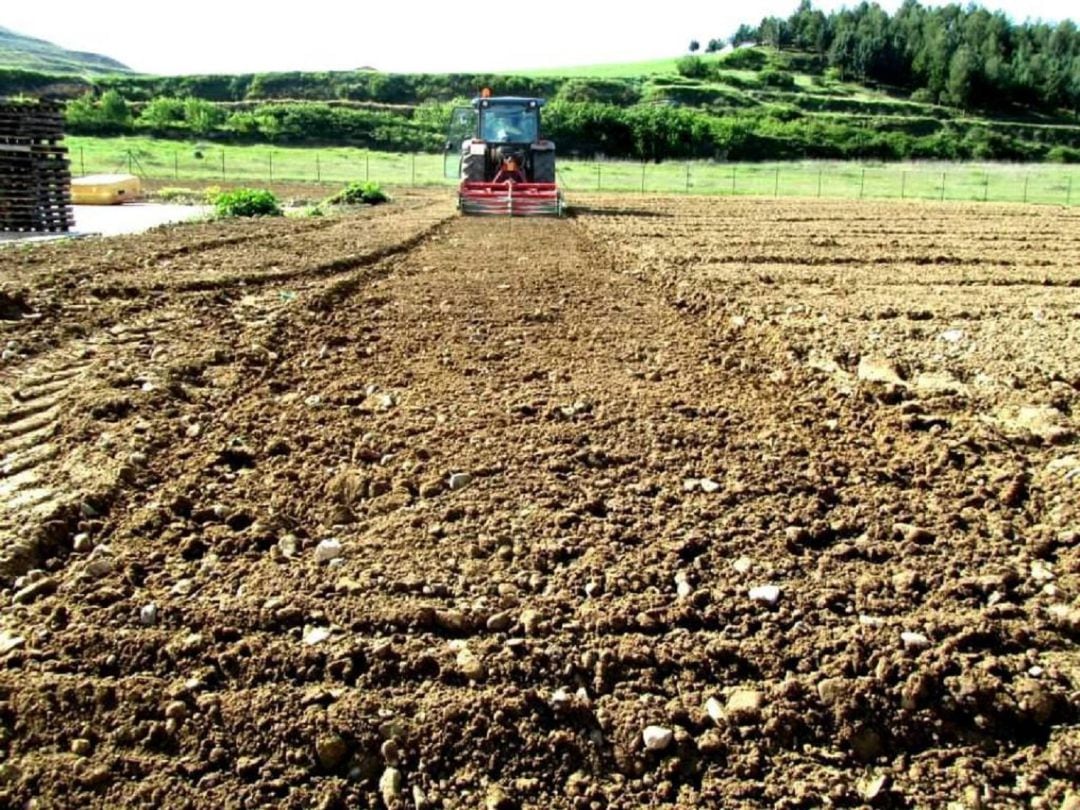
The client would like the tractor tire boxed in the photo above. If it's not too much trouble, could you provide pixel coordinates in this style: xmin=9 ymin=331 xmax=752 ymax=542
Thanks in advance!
xmin=461 ymin=151 xmax=486 ymax=182
xmin=532 ymin=148 xmax=556 ymax=184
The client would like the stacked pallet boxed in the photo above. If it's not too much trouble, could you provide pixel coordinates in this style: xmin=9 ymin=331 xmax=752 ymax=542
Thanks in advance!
xmin=0 ymin=100 xmax=73 ymax=234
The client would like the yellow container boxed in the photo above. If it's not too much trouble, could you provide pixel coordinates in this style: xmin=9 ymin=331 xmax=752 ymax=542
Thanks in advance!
xmin=71 ymin=174 xmax=142 ymax=205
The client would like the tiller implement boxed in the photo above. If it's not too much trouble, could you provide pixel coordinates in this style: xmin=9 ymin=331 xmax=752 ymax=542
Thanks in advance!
xmin=445 ymin=91 xmax=564 ymax=217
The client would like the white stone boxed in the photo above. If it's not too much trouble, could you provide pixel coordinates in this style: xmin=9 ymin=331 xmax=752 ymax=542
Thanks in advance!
xmin=171 ymin=579 xmax=194 ymax=596
xmin=314 ymin=539 xmax=343 ymax=563
xmin=550 ymin=687 xmax=572 ymax=709
xmin=705 ymin=697 xmax=724 ymax=724
xmin=675 ymin=574 xmax=693 ymax=600
xmin=447 ymin=472 xmax=473 ymax=491
xmin=72 ymin=533 xmax=94 ymax=553
xmin=732 ymin=557 xmax=752 ymax=575
xmin=939 ymin=329 xmax=965 ymax=343
xmin=0 ymin=630 xmax=25 ymax=655
xmin=857 ymin=356 xmax=905 ymax=385
xmin=1030 ymin=560 xmax=1055 ymax=582
xmin=642 ymin=725 xmax=673 ymax=751
xmin=379 ymin=767 xmax=402 ymax=808
xmin=303 ymin=626 xmax=331 ymax=646
xmin=748 ymin=585 xmax=781 ymax=606
xmin=699 ymin=478 xmax=721 ymax=494
xmin=139 ymin=604 xmax=158 ymax=626
xmin=901 ymin=631 xmax=930 ymax=650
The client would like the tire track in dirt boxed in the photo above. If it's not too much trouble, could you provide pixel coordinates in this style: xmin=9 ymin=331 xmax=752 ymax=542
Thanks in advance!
xmin=0 ymin=203 xmax=454 ymax=580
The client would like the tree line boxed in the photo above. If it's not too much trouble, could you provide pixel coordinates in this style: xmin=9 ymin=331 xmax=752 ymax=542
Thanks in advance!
xmin=713 ymin=0 xmax=1080 ymax=113
xmin=61 ymin=91 xmax=1080 ymax=163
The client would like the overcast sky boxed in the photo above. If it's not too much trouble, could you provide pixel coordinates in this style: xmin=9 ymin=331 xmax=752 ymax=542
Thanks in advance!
xmin=4 ymin=0 xmax=1077 ymax=75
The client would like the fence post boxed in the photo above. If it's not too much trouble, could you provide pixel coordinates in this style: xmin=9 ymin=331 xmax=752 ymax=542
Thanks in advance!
xmin=983 ymin=173 xmax=989 ymax=202
xmin=1068 ymin=176 xmax=1073 ymax=206
xmin=901 ymin=171 xmax=906 ymax=200
xmin=221 ymin=149 xmax=225 ymax=182
xmin=365 ymin=154 xmax=370 ymax=181
xmin=1023 ymin=175 xmax=1029 ymax=204
xmin=685 ymin=163 xmax=691 ymax=194
xmin=79 ymin=146 xmax=85 ymax=176
xmin=174 ymin=151 xmax=179 ymax=180
xmin=731 ymin=165 xmax=736 ymax=195
xmin=411 ymin=153 xmax=416 ymax=187
xmin=940 ymin=171 xmax=946 ymax=202
xmin=596 ymin=164 xmax=601 ymax=191
xmin=316 ymin=153 xmax=321 ymax=182
xmin=773 ymin=166 xmax=779 ymax=198
xmin=817 ymin=165 xmax=823 ymax=198
xmin=269 ymin=151 xmax=273 ymax=182
xmin=859 ymin=167 xmax=865 ymax=199
xmin=640 ymin=162 xmax=646 ymax=194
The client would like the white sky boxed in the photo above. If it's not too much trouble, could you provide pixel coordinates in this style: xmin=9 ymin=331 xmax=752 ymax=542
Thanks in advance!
xmin=3 ymin=0 xmax=1076 ymax=75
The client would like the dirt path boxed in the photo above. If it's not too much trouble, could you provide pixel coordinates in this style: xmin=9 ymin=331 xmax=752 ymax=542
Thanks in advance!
xmin=0 ymin=204 xmax=1077 ymax=809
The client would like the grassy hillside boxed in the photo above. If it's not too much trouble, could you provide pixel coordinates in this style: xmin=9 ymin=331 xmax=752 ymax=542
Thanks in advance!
xmin=0 ymin=26 xmax=130 ymax=75
xmin=508 ymin=57 xmax=682 ymax=78
xmin=3 ymin=43 xmax=1078 ymax=163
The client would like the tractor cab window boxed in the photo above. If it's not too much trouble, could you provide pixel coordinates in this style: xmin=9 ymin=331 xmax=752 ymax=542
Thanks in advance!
xmin=481 ymin=107 xmax=538 ymax=143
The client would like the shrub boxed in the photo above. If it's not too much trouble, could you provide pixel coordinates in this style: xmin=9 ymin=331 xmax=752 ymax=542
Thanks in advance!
xmin=325 ymin=181 xmax=389 ymax=206
xmin=212 ymin=188 xmax=282 ymax=218
xmin=1047 ymin=145 xmax=1080 ymax=164
xmin=675 ymin=55 xmax=710 ymax=79
xmin=719 ymin=48 xmax=771 ymax=71
xmin=760 ymin=69 xmax=797 ymax=90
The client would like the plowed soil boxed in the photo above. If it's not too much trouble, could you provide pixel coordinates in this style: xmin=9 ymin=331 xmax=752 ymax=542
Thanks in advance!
xmin=0 ymin=193 xmax=1077 ymax=809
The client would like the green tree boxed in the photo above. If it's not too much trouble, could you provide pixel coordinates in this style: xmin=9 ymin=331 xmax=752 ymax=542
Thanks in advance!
xmin=182 ymin=97 xmax=223 ymax=135
xmin=136 ymin=97 xmax=186 ymax=128
xmin=99 ymin=90 xmax=131 ymax=127
xmin=947 ymin=45 xmax=976 ymax=107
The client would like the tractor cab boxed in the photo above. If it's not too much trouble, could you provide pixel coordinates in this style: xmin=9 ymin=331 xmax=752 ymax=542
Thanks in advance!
xmin=477 ymin=97 xmax=540 ymax=145
xmin=445 ymin=93 xmax=561 ymax=216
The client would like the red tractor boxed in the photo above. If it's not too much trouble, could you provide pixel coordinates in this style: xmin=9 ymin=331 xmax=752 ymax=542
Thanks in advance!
xmin=445 ymin=93 xmax=563 ymax=216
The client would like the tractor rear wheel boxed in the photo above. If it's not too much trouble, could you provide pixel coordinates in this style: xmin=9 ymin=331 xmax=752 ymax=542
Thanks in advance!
xmin=532 ymin=149 xmax=556 ymax=184
xmin=461 ymin=151 xmax=486 ymax=182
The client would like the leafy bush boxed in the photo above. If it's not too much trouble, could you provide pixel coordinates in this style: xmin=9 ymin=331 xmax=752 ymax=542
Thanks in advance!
xmin=760 ymin=69 xmax=797 ymax=90
xmin=212 ymin=188 xmax=282 ymax=218
xmin=136 ymin=97 xmax=186 ymax=128
xmin=64 ymin=90 xmax=132 ymax=135
xmin=675 ymin=55 xmax=710 ymax=79
xmin=325 ymin=181 xmax=389 ymax=206
xmin=719 ymin=48 xmax=771 ymax=71
xmin=1047 ymin=145 xmax=1080 ymax=164
xmin=555 ymin=78 xmax=641 ymax=105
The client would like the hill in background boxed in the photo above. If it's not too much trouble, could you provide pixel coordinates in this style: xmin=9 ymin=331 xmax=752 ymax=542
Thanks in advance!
xmin=0 ymin=25 xmax=131 ymax=75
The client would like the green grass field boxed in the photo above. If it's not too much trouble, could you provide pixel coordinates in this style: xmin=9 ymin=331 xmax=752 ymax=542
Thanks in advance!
xmin=506 ymin=56 xmax=689 ymax=78
xmin=68 ymin=136 xmax=1080 ymax=206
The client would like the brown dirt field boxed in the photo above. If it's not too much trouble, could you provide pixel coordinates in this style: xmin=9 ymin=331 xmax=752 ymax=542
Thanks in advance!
xmin=0 ymin=193 xmax=1077 ymax=809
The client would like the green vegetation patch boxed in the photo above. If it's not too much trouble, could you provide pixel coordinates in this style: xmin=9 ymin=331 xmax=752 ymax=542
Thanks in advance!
xmin=212 ymin=188 xmax=282 ymax=218
xmin=324 ymin=181 xmax=389 ymax=206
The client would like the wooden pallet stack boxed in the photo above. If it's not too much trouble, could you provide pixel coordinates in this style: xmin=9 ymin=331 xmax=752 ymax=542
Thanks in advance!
xmin=0 ymin=99 xmax=74 ymax=234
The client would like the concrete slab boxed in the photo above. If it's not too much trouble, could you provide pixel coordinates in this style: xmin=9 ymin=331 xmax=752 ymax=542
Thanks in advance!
xmin=0 ymin=203 xmax=209 ymax=245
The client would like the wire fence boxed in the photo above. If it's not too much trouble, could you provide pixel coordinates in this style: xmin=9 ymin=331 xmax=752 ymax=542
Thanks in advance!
xmin=69 ymin=139 xmax=1080 ymax=206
